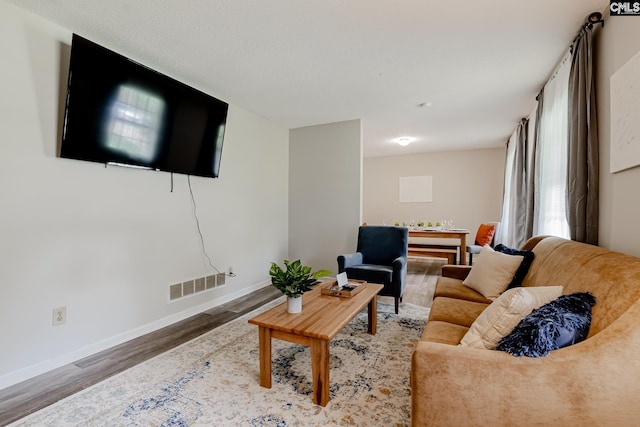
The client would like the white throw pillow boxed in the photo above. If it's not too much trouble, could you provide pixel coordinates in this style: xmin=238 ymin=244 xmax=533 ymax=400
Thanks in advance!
xmin=462 ymin=245 xmax=524 ymax=299
xmin=459 ymin=286 xmax=564 ymax=350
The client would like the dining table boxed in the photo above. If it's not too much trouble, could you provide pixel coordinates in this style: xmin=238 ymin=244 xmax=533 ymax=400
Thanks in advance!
xmin=408 ymin=228 xmax=470 ymax=265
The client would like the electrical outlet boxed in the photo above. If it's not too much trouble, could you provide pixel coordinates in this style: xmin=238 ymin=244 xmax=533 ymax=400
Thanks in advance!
xmin=228 ymin=266 xmax=234 ymax=275
xmin=52 ymin=307 xmax=66 ymax=325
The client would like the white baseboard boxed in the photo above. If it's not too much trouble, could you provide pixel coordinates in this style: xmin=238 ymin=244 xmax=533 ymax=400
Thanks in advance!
xmin=0 ymin=279 xmax=272 ymax=391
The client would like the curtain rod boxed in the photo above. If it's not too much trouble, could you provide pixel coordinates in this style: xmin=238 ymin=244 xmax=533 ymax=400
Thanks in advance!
xmin=571 ymin=11 xmax=604 ymax=53
xmin=537 ymin=12 xmax=603 ymax=102
xmin=584 ymin=11 xmax=605 ymax=29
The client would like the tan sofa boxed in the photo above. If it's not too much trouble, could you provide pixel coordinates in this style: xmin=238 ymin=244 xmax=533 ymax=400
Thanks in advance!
xmin=411 ymin=236 xmax=640 ymax=426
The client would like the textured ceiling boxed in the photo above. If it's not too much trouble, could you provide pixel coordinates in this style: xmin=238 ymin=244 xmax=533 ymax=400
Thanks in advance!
xmin=6 ymin=0 xmax=608 ymax=157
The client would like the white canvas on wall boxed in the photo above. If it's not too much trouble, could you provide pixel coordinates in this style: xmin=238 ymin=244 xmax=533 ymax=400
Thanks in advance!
xmin=611 ymin=48 xmax=640 ymax=173
xmin=399 ymin=175 xmax=433 ymax=203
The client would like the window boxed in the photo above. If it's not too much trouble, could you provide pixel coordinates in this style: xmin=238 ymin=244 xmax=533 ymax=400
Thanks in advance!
xmin=103 ymin=84 xmax=165 ymax=163
xmin=533 ymin=51 xmax=571 ymax=239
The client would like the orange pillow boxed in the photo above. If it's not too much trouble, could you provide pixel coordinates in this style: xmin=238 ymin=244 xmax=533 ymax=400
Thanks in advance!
xmin=475 ymin=224 xmax=496 ymax=246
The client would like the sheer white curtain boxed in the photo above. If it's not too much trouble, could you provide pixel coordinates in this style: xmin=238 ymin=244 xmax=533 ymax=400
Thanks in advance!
xmin=533 ymin=51 xmax=571 ymax=239
xmin=496 ymin=131 xmax=517 ymax=247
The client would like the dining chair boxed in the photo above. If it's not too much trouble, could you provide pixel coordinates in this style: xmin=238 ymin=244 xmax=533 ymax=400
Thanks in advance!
xmin=466 ymin=222 xmax=500 ymax=265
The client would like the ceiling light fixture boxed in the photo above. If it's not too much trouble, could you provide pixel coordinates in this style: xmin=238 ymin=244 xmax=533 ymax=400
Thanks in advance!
xmin=394 ymin=137 xmax=414 ymax=146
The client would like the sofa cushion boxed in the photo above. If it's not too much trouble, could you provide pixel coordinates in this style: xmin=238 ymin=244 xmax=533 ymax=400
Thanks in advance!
xmin=497 ymin=292 xmax=596 ymax=357
xmin=459 ymin=286 xmax=563 ymax=350
xmin=462 ymin=245 xmax=524 ymax=299
xmin=421 ymin=321 xmax=469 ymax=345
xmin=429 ymin=297 xmax=489 ymax=327
xmin=434 ymin=277 xmax=492 ymax=304
xmin=494 ymin=244 xmax=535 ymax=289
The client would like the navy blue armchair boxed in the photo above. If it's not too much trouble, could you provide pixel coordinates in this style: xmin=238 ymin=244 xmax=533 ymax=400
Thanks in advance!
xmin=337 ymin=226 xmax=408 ymax=314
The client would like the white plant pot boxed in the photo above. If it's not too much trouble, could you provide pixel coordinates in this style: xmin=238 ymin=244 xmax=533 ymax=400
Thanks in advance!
xmin=287 ymin=296 xmax=302 ymax=314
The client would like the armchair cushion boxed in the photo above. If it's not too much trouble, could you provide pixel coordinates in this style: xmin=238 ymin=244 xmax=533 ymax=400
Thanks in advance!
xmin=345 ymin=264 xmax=393 ymax=284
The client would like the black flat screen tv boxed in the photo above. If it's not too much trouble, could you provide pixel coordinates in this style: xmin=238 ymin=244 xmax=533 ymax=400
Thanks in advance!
xmin=60 ymin=34 xmax=228 ymax=178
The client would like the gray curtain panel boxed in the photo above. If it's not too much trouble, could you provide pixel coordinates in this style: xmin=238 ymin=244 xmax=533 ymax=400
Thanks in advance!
xmin=525 ymin=95 xmax=542 ymax=243
xmin=567 ymin=26 xmax=599 ymax=245
xmin=504 ymin=118 xmax=532 ymax=248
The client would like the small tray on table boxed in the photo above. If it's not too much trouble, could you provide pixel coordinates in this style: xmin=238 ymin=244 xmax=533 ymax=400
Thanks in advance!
xmin=320 ymin=279 xmax=367 ymax=298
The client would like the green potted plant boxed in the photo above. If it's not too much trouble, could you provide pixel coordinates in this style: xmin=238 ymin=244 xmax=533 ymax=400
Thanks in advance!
xmin=269 ymin=259 xmax=332 ymax=313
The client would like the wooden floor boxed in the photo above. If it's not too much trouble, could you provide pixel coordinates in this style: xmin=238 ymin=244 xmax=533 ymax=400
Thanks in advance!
xmin=0 ymin=258 xmax=443 ymax=425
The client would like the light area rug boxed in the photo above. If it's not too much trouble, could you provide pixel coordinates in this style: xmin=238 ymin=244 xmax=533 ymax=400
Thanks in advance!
xmin=12 ymin=298 xmax=429 ymax=427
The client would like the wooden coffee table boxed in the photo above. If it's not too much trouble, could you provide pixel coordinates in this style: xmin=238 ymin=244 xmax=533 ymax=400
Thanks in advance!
xmin=248 ymin=281 xmax=384 ymax=406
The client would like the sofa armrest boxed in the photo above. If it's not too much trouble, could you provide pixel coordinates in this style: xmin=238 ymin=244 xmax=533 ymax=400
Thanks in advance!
xmin=441 ymin=265 xmax=472 ymax=280
xmin=520 ymin=235 xmax=548 ymax=251
xmin=337 ymin=252 xmax=363 ymax=272
xmin=411 ymin=303 xmax=640 ymax=426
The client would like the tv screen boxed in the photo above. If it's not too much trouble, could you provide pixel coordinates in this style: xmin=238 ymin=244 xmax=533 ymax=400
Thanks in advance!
xmin=61 ymin=34 xmax=228 ymax=178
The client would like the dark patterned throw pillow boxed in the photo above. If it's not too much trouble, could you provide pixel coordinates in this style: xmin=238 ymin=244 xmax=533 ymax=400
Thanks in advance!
xmin=494 ymin=244 xmax=535 ymax=289
xmin=497 ymin=292 xmax=596 ymax=357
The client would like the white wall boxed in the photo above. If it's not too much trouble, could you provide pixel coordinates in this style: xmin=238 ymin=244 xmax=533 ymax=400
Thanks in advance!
xmin=289 ymin=120 xmax=362 ymax=273
xmin=0 ymin=2 xmax=289 ymax=388
xmin=363 ymin=147 xmax=505 ymax=238
xmin=596 ymin=10 xmax=640 ymax=257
